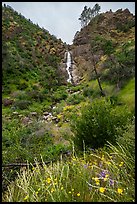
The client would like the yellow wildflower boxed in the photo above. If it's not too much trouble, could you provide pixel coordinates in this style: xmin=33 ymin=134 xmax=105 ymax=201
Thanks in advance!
xmin=72 ymin=157 xmax=76 ymax=161
xmin=24 ymin=195 xmax=29 ymax=201
xmin=96 ymin=181 xmax=100 ymax=185
xmin=77 ymin=192 xmax=80 ymax=196
xmin=119 ymin=162 xmax=124 ymax=167
xmin=61 ymin=186 xmax=64 ymax=190
xmin=92 ymin=177 xmax=100 ymax=185
xmin=72 ymin=188 xmax=74 ymax=191
xmin=105 ymin=174 xmax=109 ymax=178
xmin=101 ymin=155 xmax=105 ymax=161
xmin=99 ymin=187 xmax=105 ymax=193
xmin=117 ymin=188 xmax=123 ymax=195
xmin=106 ymin=161 xmax=111 ymax=165
xmin=68 ymin=191 xmax=71 ymax=194
xmin=57 ymin=114 xmax=62 ymax=119
xmin=51 ymin=188 xmax=55 ymax=193
xmin=104 ymin=177 xmax=108 ymax=181
xmin=94 ymin=177 xmax=99 ymax=182
xmin=46 ymin=177 xmax=51 ymax=184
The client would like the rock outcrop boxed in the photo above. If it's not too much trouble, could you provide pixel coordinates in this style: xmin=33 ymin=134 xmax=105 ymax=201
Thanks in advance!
xmin=70 ymin=9 xmax=135 ymax=83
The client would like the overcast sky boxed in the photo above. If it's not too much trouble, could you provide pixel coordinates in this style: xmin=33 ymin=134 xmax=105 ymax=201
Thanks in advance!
xmin=2 ymin=2 xmax=135 ymax=44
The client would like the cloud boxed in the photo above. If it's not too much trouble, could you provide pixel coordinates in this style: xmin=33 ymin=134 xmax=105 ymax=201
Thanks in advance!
xmin=2 ymin=2 xmax=135 ymax=44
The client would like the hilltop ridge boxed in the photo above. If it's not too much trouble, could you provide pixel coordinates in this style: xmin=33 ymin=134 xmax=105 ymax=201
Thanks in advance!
xmin=70 ymin=8 xmax=135 ymax=85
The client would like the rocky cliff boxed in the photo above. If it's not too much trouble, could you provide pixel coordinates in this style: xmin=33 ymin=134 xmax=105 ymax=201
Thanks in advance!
xmin=70 ymin=8 xmax=135 ymax=85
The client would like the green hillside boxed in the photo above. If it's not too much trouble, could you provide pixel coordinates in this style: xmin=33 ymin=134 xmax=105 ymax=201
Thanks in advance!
xmin=2 ymin=5 xmax=66 ymax=96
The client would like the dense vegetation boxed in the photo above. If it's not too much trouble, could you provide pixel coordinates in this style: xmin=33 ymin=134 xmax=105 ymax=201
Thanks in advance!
xmin=2 ymin=4 xmax=65 ymax=96
xmin=2 ymin=4 xmax=135 ymax=202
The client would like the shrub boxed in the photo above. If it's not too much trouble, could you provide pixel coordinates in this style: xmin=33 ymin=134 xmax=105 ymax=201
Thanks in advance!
xmin=27 ymin=90 xmax=45 ymax=102
xmin=17 ymin=81 xmax=28 ymax=90
xmin=116 ymin=19 xmax=135 ymax=32
xmin=66 ymin=93 xmax=85 ymax=105
xmin=83 ymin=87 xmax=94 ymax=97
xmin=71 ymin=98 xmax=132 ymax=150
xmin=52 ymin=90 xmax=68 ymax=102
xmin=13 ymin=100 xmax=31 ymax=110
xmin=13 ymin=91 xmax=29 ymax=100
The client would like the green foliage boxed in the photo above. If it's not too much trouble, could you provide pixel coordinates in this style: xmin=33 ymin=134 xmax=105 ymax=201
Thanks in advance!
xmin=39 ymin=65 xmax=59 ymax=90
xmin=2 ymin=5 xmax=63 ymax=94
xmin=66 ymin=93 xmax=85 ymax=105
xmin=117 ymin=78 xmax=135 ymax=112
xmin=92 ymin=35 xmax=115 ymax=54
xmin=69 ymin=84 xmax=85 ymax=92
xmin=27 ymin=90 xmax=46 ymax=102
xmin=17 ymin=81 xmax=28 ymax=90
xmin=71 ymin=98 xmax=132 ymax=150
xmin=52 ymin=89 xmax=68 ymax=103
xmin=13 ymin=100 xmax=31 ymax=110
xmin=101 ymin=41 xmax=135 ymax=88
xmin=116 ymin=19 xmax=135 ymax=32
xmin=83 ymin=86 xmax=94 ymax=97
xmin=102 ymin=40 xmax=115 ymax=55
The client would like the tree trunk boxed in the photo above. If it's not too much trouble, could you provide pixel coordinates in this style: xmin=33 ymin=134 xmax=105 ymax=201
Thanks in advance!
xmin=91 ymin=50 xmax=105 ymax=96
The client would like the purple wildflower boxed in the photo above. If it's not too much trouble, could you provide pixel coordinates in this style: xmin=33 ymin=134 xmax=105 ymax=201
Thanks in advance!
xmin=83 ymin=164 xmax=88 ymax=169
xmin=109 ymin=179 xmax=114 ymax=186
xmin=99 ymin=162 xmax=103 ymax=168
xmin=99 ymin=170 xmax=107 ymax=178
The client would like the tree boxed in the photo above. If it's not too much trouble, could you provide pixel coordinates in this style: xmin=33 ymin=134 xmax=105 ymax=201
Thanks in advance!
xmin=78 ymin=6 xmax=89 ymax=28
xmin=90 ymin=47 xmax=105 ymax=96
xmin=89 ymin=37 xmax=105 ymax=96
xmin=93 ymin=3 xmax=101 ymax=16
xmin=78 ymin=4 xmax=101 ymax=28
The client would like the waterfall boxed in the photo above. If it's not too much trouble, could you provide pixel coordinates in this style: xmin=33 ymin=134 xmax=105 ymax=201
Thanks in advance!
xmin=66 ymin=51 xmax=72 ymax=83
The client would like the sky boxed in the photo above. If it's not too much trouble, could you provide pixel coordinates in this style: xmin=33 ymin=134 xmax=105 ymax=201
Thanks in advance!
xmin=2 ymin=2 xmax=135 ymax=45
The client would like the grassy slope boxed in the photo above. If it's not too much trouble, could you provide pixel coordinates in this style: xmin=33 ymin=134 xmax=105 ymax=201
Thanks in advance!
xmin=117 ymin=78 xmax=135 ymax=111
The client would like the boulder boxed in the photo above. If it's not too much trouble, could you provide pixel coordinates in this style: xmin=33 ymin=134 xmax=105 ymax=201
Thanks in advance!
xmin=29 ymin=112 xmax=37 ymax=116
xmin=12 ymin=111 xmax=19 ymax=115
xmin=43 ymin=112 xmax=49 ymax=116
xmin=21 ymin=117 xmax=30 ymax=125
xmin=2 ymin=98 xmax=14 ymax=107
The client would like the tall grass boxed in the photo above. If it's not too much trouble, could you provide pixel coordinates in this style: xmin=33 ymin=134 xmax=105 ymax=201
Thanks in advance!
xmin=2 ymin=122 xmax=135 ymax=202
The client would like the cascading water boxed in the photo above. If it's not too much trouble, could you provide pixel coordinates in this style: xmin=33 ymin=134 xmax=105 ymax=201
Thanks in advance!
xmin=66 ymin=51 xmax=72 ymax=83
